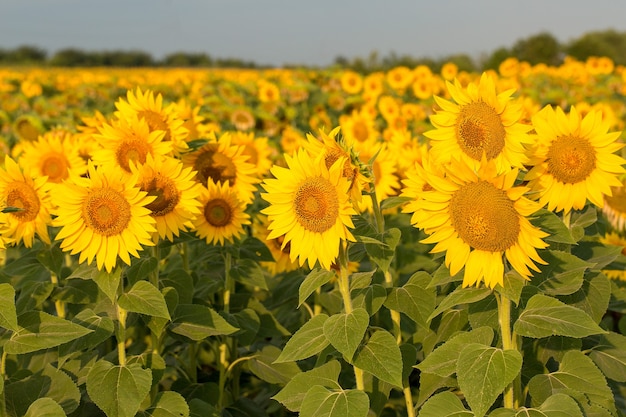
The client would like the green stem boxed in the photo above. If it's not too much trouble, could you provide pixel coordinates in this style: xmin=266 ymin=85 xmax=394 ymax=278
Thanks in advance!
xmin=49 ymin=272 xmax=66 ymax=318
xmin=187 ymin=342 xmax=197 ymax=384
xmin=0 ymin=351 xmax=5 ymax=417
xmin=217 ymin=339 xmax=229 ymax=409
xmin=497 ymin=292 xmax=520 ymax=409
xmin=403 ymin=386 xmax=416 ymax=417
xmin=338 ymin=243 xmax=365 ymax=391
xmin=115 ymin=278 xmax=127 ymax=366
xmin=218 ymin=251 xmax=235 ymax=409
xmin=150 ymin=245 xmax=161 ymax=355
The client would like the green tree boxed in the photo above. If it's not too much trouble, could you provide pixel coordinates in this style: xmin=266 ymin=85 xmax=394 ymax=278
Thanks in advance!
xmin=512 ymin=31 xmax=562 ymax=65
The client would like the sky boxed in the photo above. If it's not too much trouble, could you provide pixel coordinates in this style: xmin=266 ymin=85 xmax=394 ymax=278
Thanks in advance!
xmin=2 ymin=0 xmax=626 ymax=67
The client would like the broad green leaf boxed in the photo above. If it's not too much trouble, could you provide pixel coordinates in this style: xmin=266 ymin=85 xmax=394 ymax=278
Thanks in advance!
xmin=247 ymin=345 xmax=300 ymax=384
xmin=300 ymin=386 xmax=369 ymax=417
xmin=36 ymin=243 xmax=64 ymax=276
xmin=273 ymin=360 xmax=342 ymax=412
xmin=125 ymin=255 xmax=158 ymax=285
xmin=42 ymin=363 xmax=81 ymax=414
xmin=365 ymin=227 xmax=401 ymax=273
xmin=535 ymin=336 xmax=582 ymax=364
xmin=428 ymin=286 xmax=492 ymax=321
xmin=16 ymin=281 xmax=54 ymax=313
xmin=385 ymin=271 xmax=436 ymax=328
xmin=5 ymin=311 xmax=93 ymax=354
xmin=456 ymin=344 xmax=522 ymax=417
xmin=118 ymin=280 xmax=171 ymax=320
xmin=237 ymin=235 xmax=275 ymax=262
xmin=351 ymin=284 xmax=387 ymax=315
xmin=353 ymin=330 xmax=403 ymax=388
xmin=418 ymin=391 xmax=473 ymax=417
xmin=514 ymin=294 xmax=606 ymax=338
xmin=589 ymin=332 xmax=626 ymax=382
xmin=139 ymin=391 xmax=189 ymax=417
xmin=91 ymin=266 xmax=123 ymax=302
xmin=128 ymin=352 xmax=166 ymax=389
xmin=417 ymin=326 xmax=494 ymax=377
xmin=188 ymin=398 xmax=220 ymax=417
xmin=401 ymin=343 xmax=418 ymax=383
xmin=498 ymin=272 xmax=526 ymax=305
xmin=54 ymin=278 xmax=99 ymax=305
xmin=559 ymin=271 xmax=611 ymax=323
xmin=415 ymin=372 xmax=458 ymax=409
xmin=380 ymin=196 xmax=411 ymax=210
xmin=530 ymin=250 xmax=590 ymax=296
xmin=349 ymin=270 xmax=376 ymax=290
xmin=275 ymin=314 xmax=330 ymax=363
xmin=0 ymin=283 xmax=18 ymax=331
xmin=169 ymin=304 xmax=238 ymax=340
xmin=160 ymin=269 xmax=194 ymax=305
xmin=230 ymin=258 xmax=268 ymax=290
xmin=531 ymin=209 xmax=576 ymax=244
xmin=299 ymin=269 xmax=335 ymax=307
xmin=24 ymin=398 xmax=66 ymax=417
xmin=528 ymin=350 xmax=616 ymax=414
xmin=573 ymin=240 xmax=624 ymax=271
xmin=232 ymin=308 xmax=260 ymax=346
xmin=468 ymin=294 xmax=499 ymax=332
xmin=323 ymin=308 xmax=369 ymax=361
xmin=86 ymin=360 xmax=152 ymax=417
xmin=533 ymin=393 xmax=584 ymax=417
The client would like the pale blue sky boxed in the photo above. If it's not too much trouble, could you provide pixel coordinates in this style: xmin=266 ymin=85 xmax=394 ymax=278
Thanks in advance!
xmin=2 ymin=0 xmax=626 ymax=67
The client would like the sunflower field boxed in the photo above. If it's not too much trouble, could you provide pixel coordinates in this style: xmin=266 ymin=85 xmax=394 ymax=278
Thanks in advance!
xmin=1 ymin=56 xmax=626 ymax=417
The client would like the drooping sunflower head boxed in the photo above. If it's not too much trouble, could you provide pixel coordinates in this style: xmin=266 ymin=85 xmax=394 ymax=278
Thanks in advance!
xmin=424 ymin=72 xmax=532 ymax=172
xmin=0 ymin=155 xmax=53 ymax=248
xmin=52 ymin=162 xmax=157 ymax=272
xmin=132 ymin=154 xmax=202 ymax=243
xmin=355 ymin=139 xmax=401 ymax=214
xmin=252 ymin=214 xmax=300 ymax=275
xmin=603 ymin=178 xmax=626 ymax=232
xmin=181 ymin=132 xmax=260 ymax=205
xmin=260 ymin=149 xmax=357 ymax=270
xmin=406 ymin=156 xmax=549 ymax=289
xmin=192 ymin=180 xmax=251 ymax=246
xmin=525 ymin=105 xmax=626 ymax=214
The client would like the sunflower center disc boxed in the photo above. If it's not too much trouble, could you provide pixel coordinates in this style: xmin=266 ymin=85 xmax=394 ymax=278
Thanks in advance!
xmin=194 ymin=147 xmax=237 ymax=187
xmin=547 ymin=135 xmax=596 ymax=184
xmin=143 ymin=175 xmax=180 ymax=217
xmin=352 ymin=121 xmax=369 ymax=142
xmin=116 ymin=139 xmax=151 ymax=171
xmin=137 ymin=110 xmax=170 ymax=141
xmin=83 ymin=188 xmax=132 ymax=236
xmin=42 ymin=154 xmax=68 ymax=182
xmin=204 ymin=198 xmax=232 ymax=227
xmin=6 ymin=181 xmax=40 ymax=221
xmin=450 ymin=181 xmax=520 ymax=252
xmin=294 ymin=177 xmax=339 ymax=233
xmin=456 ymin=101 xmax=506 ymax=160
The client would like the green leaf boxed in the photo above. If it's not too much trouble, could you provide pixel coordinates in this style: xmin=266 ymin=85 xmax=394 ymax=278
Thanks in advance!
xmin=300 ymin=386 xmax=369 ymax=417
xmin=247 ymin=345 xmax=300 ymax=384
xmin=273 ymin=360 xmax=342 ymax=412
xmin=86 ymin=360 xmax=152 ymax=417
xmin=128 ymin=352 xmax=166 ymax=389
xmin=428 ymin=286 xmax=492 ymax=321
xmin=323 ymin=308 xmax=369 ymax=361
xmin=417 ymin=391 xmax=473 ymax=417
xmin=351 ymin=284 xmax=387 ymax=316
xmin=530 ymin=250 xmax=590 ymax=296
xmin=299 ymin=269 xmax=335 ymax=307
xmin=535 ymin=336 xmax=582 ymax=364
xmin=572 ymin=240 xmax=624 ymax=271
xmin=188 ymin=399 xmax=220 ymax=417
xmin=238 ymin=235 xmax=275 ymax=262
xmin=231 ymin=258 xmax=268 ymax=290
xmin=417 ymin=326 xmax=494 ymax=377
xmin=54 ymin=278 xmax=99 ymax=305
xmin=140 ymin=391 xmax=189 ymax=417
xmin=5 ymin=311 xmax=93 ymax=354
xmin=36 ymin=243 xmax=64 ymax=276
xmin=169 ymin=304 xmax=238 ymax=341
xmin=161 ymin=269 xmax=194 ymax=305
xmin=533 ymin=393 xmax=584 ymax=417
xmin=231 ymin=308 xmax=260 ymax=346
xmin=353 ymin=330 xmax=403 ymax=388
xmin=528 ymin=350 xmax=616 ymax=415
xmin=558 ymin=271 xmax=611 ymax=323
xmin=589 ymin=332 xmax=626 ymax=382
xmin=24 ymin=398 xmax=66 ymax=417
xmin=41 ymin=363 xmax=81 ymax=414
xmin=118 ymin=280 xmax=171 ymax=320
xmin=0 ymin=283 xmax=18 ymax=331
xmin=531 ymin=209 xmax=576 ymax=244
xmin=514 ymin=294 xmax=607 ymax=338
xmin=456 ymin=344 xmax=522 ymax=417
xmin=385 ymin=271 xmax=436 ymax=328
xmin=275 ymin=314 xmax=330 ymax=363
xmin=91 ymin=266 xmax=123 ymax=302
xmin=365 ymin=228 xmax=401 ymax=274
xmin=380 ymin=196 xmax=412 ymax=210
xmin=125 ymin=256 xmax=158 ymax=285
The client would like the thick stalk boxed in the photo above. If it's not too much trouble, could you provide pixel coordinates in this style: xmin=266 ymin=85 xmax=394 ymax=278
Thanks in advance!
xmin=338 ymin=243 xmax=365 ymax=390
xmin=49 ymin=272 xmax=66 ymax=318
xmin=218 ymin=251 xmax=234 ymax=409
xmin=0 ymin=351 xmax=6 ymax=417
xmin=115 ymin=276 xmax=127 ymax=366
xmin=497 ymin=292 xmax=520 ymax=409
xmin=150 ymin=245 xmax=161 ymax=355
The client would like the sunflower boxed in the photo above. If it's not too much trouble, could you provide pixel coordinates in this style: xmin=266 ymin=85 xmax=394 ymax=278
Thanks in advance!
xmin=355 ymin=139 xmax=400 ymax=213
xmin=0 ymin=212 xmax=12 ymax=264
xmin=257 ymin=81 xmax=281 ymax=103
xmin=230 ymin=107 xmax=256 ymax=131
xmin=229 ymin=131 xmax=274 ymax=177
xmin=340 ymin=70 xmax=363 ymax=95
xmin=602 ymin=178 xmax=626 ymax=231
xmin=405 ymin=157 xmax=549 ymax=289
xmin=181 ymin=132 xmax=260 ymax=205
xmin=525 ymin=105 xmax=626 ymax=214
xmin=18 ymin=132 xmax=87 ymax=184
xmin=424 ymin=72 xmax=532 ymax=173
xmin=131 ymin=154 xmax=202 ymax=242
xmin=340 ymin=109 xmax=379 ymax=144
xmin=52 ymin=162 xmax=156 ymax=272
xmin=260 ymin=149 xmax=356 ymax=270
xmin=12 ymin=114 xmax=43 ymax=143
xmin=253 ymin=214 xmax=300 ymax=275
xmin=302 ymin=126 xmax=369 ymax=206
xmin=280 ymin=126 xmax=306 ymax=156
xmin=114 ymin=87 xmax=189 ymax=156
xmin=192 ymin=180 xmax=250 ymax=246
xmin=92 ymin=114 xmax=173 ymax=174
xmin=0 ymin=156 xmax=53 ymax=247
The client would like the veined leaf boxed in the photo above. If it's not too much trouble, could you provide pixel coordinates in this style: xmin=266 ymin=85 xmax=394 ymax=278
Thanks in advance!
xmin=118 ymin=280 xmax=171 ymax=320
xmin=0 ymin=283 xmax=18 ymax=331
xmin=353 ymin=330 xmax=403 ymax=388
xmin=323 ymin=308 xmax=369 ymax=361
xmin=273 ymin=360 xmax=342 ymax=412
xmin=428 ymin=286 xmax=492 ymax=321
xmin=300 ymin=386 xmax=369 ymax=417
xmin=299 ymin=269 xmax=334 ymax=307
xmin=138 ymin=391 xmax=189 ymax=417
xmin=417 ymin=391 xmax=473 ymax=417
xmin=169 ymin=304 xmax=238 ymax=340
xmin=275 ymin=314 xmax=330 ymax=363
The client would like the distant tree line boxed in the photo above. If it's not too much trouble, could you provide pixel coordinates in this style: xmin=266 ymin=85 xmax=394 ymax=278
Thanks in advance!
xmin=1 ymin=29 xmax=625 ymax=71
